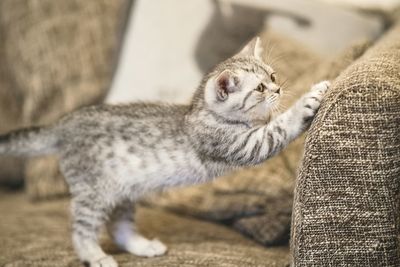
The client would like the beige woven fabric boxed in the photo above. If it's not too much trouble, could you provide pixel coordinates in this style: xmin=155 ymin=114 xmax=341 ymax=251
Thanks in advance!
xmin=291 ymin=22 xmax=400 ymax=266
xmin=144 ymin=32 xmax=370 ymax=245
xmin=0 ymin=191 xmax=289 ymax=267
xmin=0 ymin=0 xmax=130 ymax=198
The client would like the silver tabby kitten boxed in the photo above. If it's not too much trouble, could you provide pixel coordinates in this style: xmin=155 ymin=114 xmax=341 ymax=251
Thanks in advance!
xmin=0 ymin=37 xmax=329 ymax=267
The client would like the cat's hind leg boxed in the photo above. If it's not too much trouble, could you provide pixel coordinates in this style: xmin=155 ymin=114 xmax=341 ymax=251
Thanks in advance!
xmin=71 ymin=194 xmax=118 ymax=267
xmin=107 ymin=201 xmax=167 ymax=257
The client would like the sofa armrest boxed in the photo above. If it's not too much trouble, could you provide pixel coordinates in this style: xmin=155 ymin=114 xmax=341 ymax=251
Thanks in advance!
xmin=291 ymin=22 xmax=400 ymax=266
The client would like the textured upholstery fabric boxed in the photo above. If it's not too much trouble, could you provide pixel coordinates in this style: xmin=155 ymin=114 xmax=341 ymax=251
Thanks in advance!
xmin=291 ymin=22 xmax=400 ymax=266
xmin=0 ymin=191 xmax=289 ymax=267
xmin=0 ymin=0 xmax=130 ymax=197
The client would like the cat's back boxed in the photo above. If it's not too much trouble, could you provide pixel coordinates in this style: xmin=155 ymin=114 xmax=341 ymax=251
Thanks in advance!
xmin=79 ymin=102 xmax=189 ymax=120
xmin=58 ymin=102 xmax=191 ymax=142
xmin=61 ymin=102 xmax=188 ymax=125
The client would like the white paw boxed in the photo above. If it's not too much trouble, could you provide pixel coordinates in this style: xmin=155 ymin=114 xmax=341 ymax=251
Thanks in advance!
xmin=306 ymin=81 xmax=331 ymax=107
xmin=89 ymin=255 xmax=118 ymax=267
xmin=298 ymin=80 xmax=330 ymax=121
xmin=126 ymin=238 xmax=167 ymax=257
xmin=311 ymin=80 xmax=330 ymax=94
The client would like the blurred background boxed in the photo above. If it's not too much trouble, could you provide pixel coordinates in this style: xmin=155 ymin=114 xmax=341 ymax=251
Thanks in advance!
xmin=107 ymin=0 xmax=388 ymax=104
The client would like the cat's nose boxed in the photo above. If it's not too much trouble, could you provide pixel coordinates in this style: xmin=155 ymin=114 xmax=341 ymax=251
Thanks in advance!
xmin=267 ymin=83 xmax=280 ymax=94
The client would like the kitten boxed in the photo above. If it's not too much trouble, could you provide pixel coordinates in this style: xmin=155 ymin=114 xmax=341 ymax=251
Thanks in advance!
xmin=0 ymin=37 xmax=329 ymax=267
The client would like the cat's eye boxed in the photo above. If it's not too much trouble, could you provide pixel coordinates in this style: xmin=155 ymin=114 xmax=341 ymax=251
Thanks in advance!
xmin=255 ymin=84 xmax=265 ymax=92
xmin=270 ymin=72 xmax=276 ymax=82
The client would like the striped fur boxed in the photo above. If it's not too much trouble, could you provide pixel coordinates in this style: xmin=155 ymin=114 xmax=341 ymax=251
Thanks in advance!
xmin=0 ymin=38 xmax=329 ymax=267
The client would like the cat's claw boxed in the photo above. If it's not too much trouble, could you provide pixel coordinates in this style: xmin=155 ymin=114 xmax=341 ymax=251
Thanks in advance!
xmin=300 ymin=80 xmax=331 ymax=120
xmin=88 ymin=255 xmax=118 ymax=267
xmin=311 ymin=80 xmax=331 ymax=94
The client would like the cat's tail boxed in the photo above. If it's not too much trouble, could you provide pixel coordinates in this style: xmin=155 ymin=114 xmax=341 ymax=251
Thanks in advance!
xmin=0 ymin=126 xmax=60 ymax=157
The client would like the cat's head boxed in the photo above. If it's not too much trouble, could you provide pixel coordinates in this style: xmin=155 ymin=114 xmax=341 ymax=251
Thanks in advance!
xmin=202 ymin=37 xmax=280 ymax=124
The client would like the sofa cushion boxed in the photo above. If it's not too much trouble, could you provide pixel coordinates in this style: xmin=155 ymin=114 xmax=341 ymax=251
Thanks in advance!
xmin=0 ymin=191 xmax=289 ymax=266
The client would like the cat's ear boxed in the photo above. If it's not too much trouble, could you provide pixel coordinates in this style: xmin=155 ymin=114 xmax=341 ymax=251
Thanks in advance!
xmin=215 ymin=70 xmax=239 ymax=101
xmin=235 ymin=36 xmax=264 ymax=61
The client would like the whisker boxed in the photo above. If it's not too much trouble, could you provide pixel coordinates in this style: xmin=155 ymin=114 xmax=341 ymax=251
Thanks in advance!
xmin=278 ymin=101 xmax=287 ymax=108
xmin=266 ymin=43 xmax=277 ymax=63
xmin=268 ymin=53 xmax=287 ymax=67
xmin=279 ymin=78 xmax=295 ymax=98
xmin=282 ymin=90 xmax=295 ymax=97
xmin=281 ymin=94 xmax=296 ymax=103
xmin=277 ymin=103 xmax=288 ymax=112
xmin=271 ymin=105 xmax=280 ymax=116
xmin=280 ymin=78 xmax=290 ymax=88
xmin=264 ymin=41 xmax=273 ymax=62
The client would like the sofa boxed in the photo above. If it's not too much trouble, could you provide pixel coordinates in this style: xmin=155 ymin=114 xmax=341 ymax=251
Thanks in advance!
xmin=1 ymin=1 xmax=399 ymax=266
xmin=291 ymin=18 xmax=400 ymax=266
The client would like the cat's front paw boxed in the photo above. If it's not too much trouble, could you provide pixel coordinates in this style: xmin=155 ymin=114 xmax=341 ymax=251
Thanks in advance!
xmin=311 ymin=80 xmax=330 ymax=95
xmin=301 ymin=80 xmax=331 ymax=121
